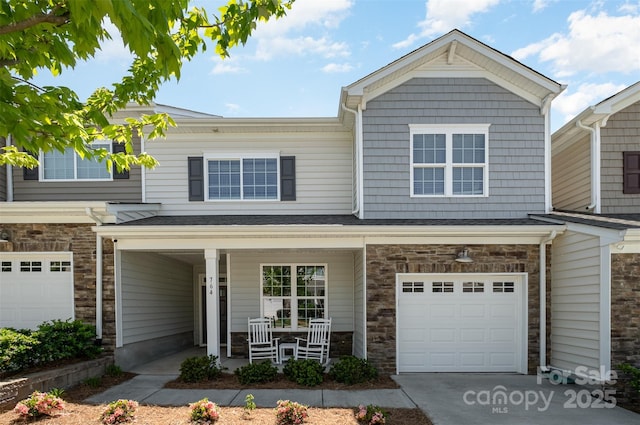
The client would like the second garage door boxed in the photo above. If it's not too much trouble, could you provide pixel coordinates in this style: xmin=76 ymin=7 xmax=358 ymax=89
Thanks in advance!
xmin=397 ymin=273 xmax=526 ymax=373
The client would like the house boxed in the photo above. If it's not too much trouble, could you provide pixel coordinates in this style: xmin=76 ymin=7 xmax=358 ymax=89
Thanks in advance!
xmin=1 ymin=29 xmax=568 ymax=375
xmin=539 ymin=82 xmax=640 ymax=381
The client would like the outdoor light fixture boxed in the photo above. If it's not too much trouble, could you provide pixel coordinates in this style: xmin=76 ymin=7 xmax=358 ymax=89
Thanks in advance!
xmin=0 ymin=230 xmax=10 ymax=242
xmin=455 ymin=249 xmax=473 ymax=263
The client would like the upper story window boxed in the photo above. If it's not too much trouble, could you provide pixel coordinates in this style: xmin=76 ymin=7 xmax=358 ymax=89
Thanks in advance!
xmin=623 ymin=151 xmax=640 ymax=194
xmin=41 ymin=142 xmax=112 ymax=181
xmin=410 ymin=124 xmax=490 ymax=197
xmin=205 ymin=154 xmax=279 ymax=201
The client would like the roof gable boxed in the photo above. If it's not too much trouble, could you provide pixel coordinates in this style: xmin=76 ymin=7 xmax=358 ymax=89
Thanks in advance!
xmin=342 ymin=29 xmax=563 ymax=110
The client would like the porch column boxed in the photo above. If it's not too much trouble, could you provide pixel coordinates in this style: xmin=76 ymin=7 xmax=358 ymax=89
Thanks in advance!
xmin=205 ymin=249 xmax=220 ymax=359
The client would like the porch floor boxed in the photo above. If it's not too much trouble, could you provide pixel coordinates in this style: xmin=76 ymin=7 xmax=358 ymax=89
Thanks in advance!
xmin=128 ymin=347 xmax=294 ymax=375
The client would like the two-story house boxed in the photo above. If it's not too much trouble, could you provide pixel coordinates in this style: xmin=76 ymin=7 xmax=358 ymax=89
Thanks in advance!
xmin=539 ymin=82 xmax=640 ymax=381
xmin=1 ymin=29 xmax=567 ymax=375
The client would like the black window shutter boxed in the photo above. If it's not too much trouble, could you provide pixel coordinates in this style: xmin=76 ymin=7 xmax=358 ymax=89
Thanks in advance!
xmin=280 ymin=156 xmax=296 ymax=201
xmin=188 ymin=156 xmax=205 ymax=201
xmin=623 ymin=151 xmax=640 ymax=194
xmin=23 ymin=150 xmax=39 ymax=180
xmin=112 ymin=142 xmax=129 ymax=179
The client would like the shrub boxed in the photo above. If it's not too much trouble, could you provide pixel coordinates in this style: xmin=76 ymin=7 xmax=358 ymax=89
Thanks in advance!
xmin=283 ymin=358 xmax=324 ymax=386
xmin=275 ymin=399 xmax=308 ymax=425
xmin=106 ymin=364 xmax=124 ymax=377
xmin=84 ymin=376 xmax=103 ymax=388
xmin=619 ymin=363 xmax=640 ymax=394
xmin=244 ymin=394 xmax=256 ymax=416
xmin=189 ymin=398 xmax=221 ymax=424
xmin=0 ymin=327 xmax=39 ymax=373
xmin=355 ymin=404 xmax=387 ymax=425
xmin=179 ymin=355 xmax=222 ymax=383
xmin=35 ymin=319 xmax=102 ymax=363
xmin=234 ymin=360 xmax=278 ymax=385
xmin=100 ymin=399 xmax=138 ymax=424
xmin=13 ymin=391 xmax=65 ymax=418
xmin=329 ymin=356 xmax=378 ymax=385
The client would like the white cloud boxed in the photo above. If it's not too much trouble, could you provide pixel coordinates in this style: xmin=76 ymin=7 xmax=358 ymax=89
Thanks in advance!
xmin=393 ymin=0 xmax=501 ymax=49
xmin=532 ymin=0 xmax=551 ymax=13
xmin=225 ymin=103 xmax=241 ymax=114
xmin=322 ymin=62 xmax=353 ymax=73
xmin=255 ymin=36 xmax=349 ymax=61
xmin=619 ymin=1 xmax=640 ymax=14
xmin=512 ymin=10 xmax=640 ymax=77
xmin=553 ymin=82 xmax=628 ymax=123
xmin=209 ymin=57 xmax=247 ymax=75
xmin=95 ymin=20 xmax=133 ymax=62
xmin=252 ymin=0 xmax=353 ymax=60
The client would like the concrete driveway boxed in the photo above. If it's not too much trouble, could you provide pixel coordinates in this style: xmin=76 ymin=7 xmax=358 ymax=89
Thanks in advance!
xmin=393 ymin=373 xmax=640 ymax=425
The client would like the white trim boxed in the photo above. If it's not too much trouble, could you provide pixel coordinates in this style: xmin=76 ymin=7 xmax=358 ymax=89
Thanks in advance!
xmin=205 ymin=249 xmax=220 ymax=359
xmin=114 ymin=245 xmax=123 ymax=348
xmin=362 ymin=248 xmax=367 ymax=359
xmin=409 ymin=124 xmax=490 ymax=198
xmin=259 ymin=263 xmax=328 ymax=331
xmin=226 ymin=253 xmax=232 ymax=358
xmin=599 ymin=244 xmax=612 ymax=378
xmin=395 ymin=272 xmax=528 ymax=374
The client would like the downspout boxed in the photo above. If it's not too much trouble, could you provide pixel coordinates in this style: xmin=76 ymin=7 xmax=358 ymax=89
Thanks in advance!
xmin=6 ymin=135 xmax=13 ymax=201
xmin=541 ymin=95 xmax=554 ymax=213
xmin=342 ymin=103 xmax=362 ymax=216
xmin=86 ymin=208 xmax=104 ymax=341
xmin=576 ymin=119 xmax=600 ymax=212
xmin=140 ymin=134 xmax=146 ymax=203
xmin=539 ymin=230 xmax=557 ymax=371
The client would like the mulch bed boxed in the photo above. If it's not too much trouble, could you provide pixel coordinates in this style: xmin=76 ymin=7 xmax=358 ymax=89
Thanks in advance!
xmin=165 ymin=372 xmax=400 ymax=390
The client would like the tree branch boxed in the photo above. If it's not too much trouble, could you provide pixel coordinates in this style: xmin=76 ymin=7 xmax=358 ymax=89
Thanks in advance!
xmin=0 ymin=8 xmax=69 ymax=36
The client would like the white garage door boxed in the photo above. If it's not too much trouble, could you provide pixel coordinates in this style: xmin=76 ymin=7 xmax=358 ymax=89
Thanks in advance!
xmin=0 ymin=252 xmax=74 ymax=330
xmin=397 ymin=274 xmax=526 ymax=373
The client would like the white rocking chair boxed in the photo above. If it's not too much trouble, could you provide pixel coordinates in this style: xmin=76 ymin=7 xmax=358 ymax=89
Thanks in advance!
xmin=247 ymin=317 xmax=280 ymax=364
xmin=295 ymin=317 xmax=332 ymax=365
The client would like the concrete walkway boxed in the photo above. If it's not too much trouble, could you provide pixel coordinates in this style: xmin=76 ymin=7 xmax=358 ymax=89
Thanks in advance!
xmin=394 ymin=373 xmax=640 ymax=425
xmin=85 ymin=373 xmax=416 ymax=409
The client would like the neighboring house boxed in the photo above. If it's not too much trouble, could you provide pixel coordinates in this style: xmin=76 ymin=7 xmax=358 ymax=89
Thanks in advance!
xmin=1 ymin=29 xmax=569 ymax=375
xmin=541 ymin=82 xmax=640 ymax=381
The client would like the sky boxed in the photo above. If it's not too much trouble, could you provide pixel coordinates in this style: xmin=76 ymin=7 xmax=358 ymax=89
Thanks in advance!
xmin=31 ymin=0 xmax=640 ymax=132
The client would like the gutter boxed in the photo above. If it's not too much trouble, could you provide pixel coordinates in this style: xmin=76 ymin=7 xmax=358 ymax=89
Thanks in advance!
xmin=539 ymin=230 xmax=557 ymax=371
xmin=86 ymin=208 xmax=104 ymax=341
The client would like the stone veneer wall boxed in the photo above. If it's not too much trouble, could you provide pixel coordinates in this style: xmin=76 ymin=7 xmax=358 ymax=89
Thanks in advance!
xmin=366 ymin=244 xmax=548 ymax=375
xmin=610 ymin=253 xmax=640 ymax=408
xmin=0 ymin=224 xmax=116 ymax=353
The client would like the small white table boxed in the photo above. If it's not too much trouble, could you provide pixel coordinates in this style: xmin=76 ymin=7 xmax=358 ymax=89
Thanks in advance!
xmin=279 ymin=342 xmax=297 ymax=363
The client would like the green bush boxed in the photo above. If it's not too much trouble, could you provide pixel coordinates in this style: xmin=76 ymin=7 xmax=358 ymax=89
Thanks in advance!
xmin=179 ymin=355 xmax=222 ymax=383
xmin=283 ymin=358 xmax=324 ymax=386
xmin=105 ymin=364 xmax=124 ymax=377
xmin=35 ymin=319 xmax=102 ymax=363
xmin=329 ymin=356 xmax=378 ymax=385
xmin=234 ymin=360 xmax=278 ymax=385
xmin=0 ymin=328 xmax=40 ymax=373
xmin=619 ymin=363 xmax=640 ymax=394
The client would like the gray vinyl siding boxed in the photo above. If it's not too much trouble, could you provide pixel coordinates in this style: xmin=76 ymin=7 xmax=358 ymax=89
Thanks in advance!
xmin=353 ymin=249 xmax=365 ymax=358
xmin=145 ymin=128 xmax=353 ymax=215
xmin=552 ymin=132 xmax=591 ymax=211
xmin=229 ymin=250 xmax=355 ymax=333
xmin=120 ymin=251 xmax=193 ymax=345
xmin=361 ymin=78 xmax=546 ymax=219
xmin=550 ymin=231 xmax=601 ymax=373
xmin=600 ymin=101 xmax=640 ymax=214
xmin=12 ymin=137 xmax=143 ymax=202
xmin=0 ymin=166 xmax=6 ymax=201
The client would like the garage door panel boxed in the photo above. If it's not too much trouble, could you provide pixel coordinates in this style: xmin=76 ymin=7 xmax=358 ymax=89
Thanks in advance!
xmin=398 ymin=274 xmax=524 ymax=373
xmin=0 ymin=253 xmax=74 ymax=330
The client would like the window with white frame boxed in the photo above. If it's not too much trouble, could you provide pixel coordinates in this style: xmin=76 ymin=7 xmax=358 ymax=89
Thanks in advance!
xmin=261 ymin=264 xmax=326 ymax=330
xmin=410 ymin=124 xmax=489 ymax=197
xmin=41 ymin=142 xmax=112 ymax=181
xmin=206 ymin=154 xmax=279 ymax=200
